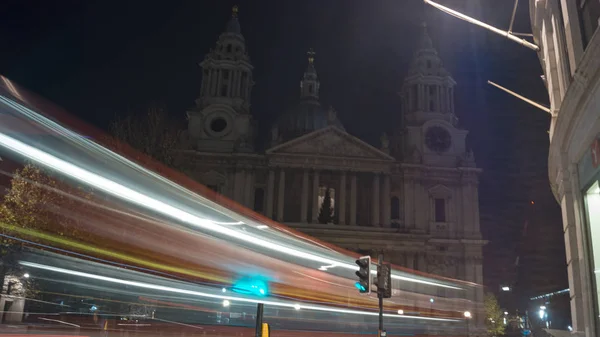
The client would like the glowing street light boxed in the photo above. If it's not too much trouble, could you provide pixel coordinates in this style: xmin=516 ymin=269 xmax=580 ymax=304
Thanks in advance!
xmin=223 ymin=300 xmax=230 ymax=307
xmin=501 ymin=286 xmax=511 ymax=291
xmin=23 ymin=273 xmax=30 ymax=278
xmin=398 ymin=309 xmax=404 ymax=315
xmin=464 ymin=311 xmax=471 ymax=318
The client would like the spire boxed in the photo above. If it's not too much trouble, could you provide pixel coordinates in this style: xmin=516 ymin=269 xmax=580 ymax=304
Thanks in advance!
xmin=300 ymin=48 xmax=319 ymax=99
xmin=307 ymin=48 xmax=315 ymax=65
xmin=419 ymin=22 xmax=434 ymax=50
xmin=226 ymin=5 xmax=241 ymax=34
xmin=305 ymin=48 xmax=317 ymax=74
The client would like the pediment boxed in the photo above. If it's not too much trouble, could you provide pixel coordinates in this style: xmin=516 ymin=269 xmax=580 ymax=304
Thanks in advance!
xmin=266 ymin=126 xmax=394 ymax=161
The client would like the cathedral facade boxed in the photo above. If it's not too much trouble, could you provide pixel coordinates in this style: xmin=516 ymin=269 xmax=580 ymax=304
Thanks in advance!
xmin=177 ymin=7 xmax=485 ymax=313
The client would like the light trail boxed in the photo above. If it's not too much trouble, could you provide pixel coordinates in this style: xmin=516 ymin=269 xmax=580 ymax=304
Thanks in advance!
xmin=19 ymin=261 xmax=459 ymax=322
xmin=0 ymin=129 xmax=462 ymax=290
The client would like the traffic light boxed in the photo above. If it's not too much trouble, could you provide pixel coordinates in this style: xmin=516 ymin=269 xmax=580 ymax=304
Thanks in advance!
xmin=376 ymin=263 xmax=392 ymax=298
xmin=355 ymin=256 xmax=371 ymax=294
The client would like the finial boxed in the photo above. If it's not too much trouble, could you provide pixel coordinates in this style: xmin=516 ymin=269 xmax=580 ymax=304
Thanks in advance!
xmin=232 ymin=5 xmax=239 ymax=17
xmin=307 ymin=48 xmax=315 ymax=65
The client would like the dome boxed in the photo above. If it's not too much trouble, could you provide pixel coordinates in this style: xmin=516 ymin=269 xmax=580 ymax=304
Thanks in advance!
xmin=274 ymin=99 xmax=344 ymax=142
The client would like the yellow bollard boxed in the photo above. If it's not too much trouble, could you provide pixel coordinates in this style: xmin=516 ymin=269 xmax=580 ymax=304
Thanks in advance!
xmin=261 ymin=323 xmax=270 ymax=337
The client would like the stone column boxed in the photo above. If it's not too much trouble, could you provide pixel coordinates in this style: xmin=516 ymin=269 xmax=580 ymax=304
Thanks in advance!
xmin=216 ymin=69 xmax=222 ymax=95
xmin=436 ymin=85 xmax=441 ymax=111
xmin=277 ymin=170 xmax=285 ymax=222
xmin=234 ymin=169 xmax=245 ymax=203
xmin=244 ymin=170 xmax=254 ymax=208
xmin=339 ymin=172 xmax=347 ymax=225
xmin=450 ymin=87 xmax=454 ymax=113
xmin=311 ymin=170 xmax=320 ymax=223
xmin=418 ymin=84 xmax=424 ymax=110
xmin=350 ymin=173 xmax=357 ymax=225
xmin=265 ymin=170 xmax=275 ymax=219
xmin=418 ymin=253 xmax=427 ymax=272
xmin=406 ymin=253 xmax=415 ymax=270
xmin=371 ymin=174 xmax=380 ymax=226
xmin=301 ymin=169 xmax=309 ymax=223
xmin=381 ymin=174 xmax=391 ymax=227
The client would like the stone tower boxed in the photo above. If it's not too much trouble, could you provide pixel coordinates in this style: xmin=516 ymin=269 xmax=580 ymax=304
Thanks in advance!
xmin=186 ymin=6 xmax=256 ymax=153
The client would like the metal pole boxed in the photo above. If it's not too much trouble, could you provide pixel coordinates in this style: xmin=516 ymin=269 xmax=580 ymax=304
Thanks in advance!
xmin=423 ymin=0 xmax=539 ymax=51
xmin=378 ymin=253 xmax=384 ymax=337
xmin=487 ymin=80 xmax=551 ymax=113
xmin=255 ymin=303 xmax=264 ymax=337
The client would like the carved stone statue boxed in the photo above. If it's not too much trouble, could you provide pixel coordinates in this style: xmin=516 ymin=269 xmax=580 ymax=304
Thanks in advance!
xmin=380 ymin=132 xmax=389 ymax=152
xmin=327 ymin=106 xmax=337 ymax=124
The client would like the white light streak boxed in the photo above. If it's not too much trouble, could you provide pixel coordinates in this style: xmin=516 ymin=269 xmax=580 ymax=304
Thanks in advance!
xmin=20 ymin=261 xmax=459 ymax=322
xmin=0 ymin=131 xmax=462 ymax=290
xmin=38 ymin=317 xmax=80 ymax=328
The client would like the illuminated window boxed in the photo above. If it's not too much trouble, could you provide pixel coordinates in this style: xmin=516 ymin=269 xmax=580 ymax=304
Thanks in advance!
xmin=317 ymin=187 xmax=335 ymax=217
xmin=434 ymin=198 xmax=446 ymax=222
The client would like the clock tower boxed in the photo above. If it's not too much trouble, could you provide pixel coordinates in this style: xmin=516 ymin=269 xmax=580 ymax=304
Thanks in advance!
xmin=397 ymin=23 xmax=471 ymax=168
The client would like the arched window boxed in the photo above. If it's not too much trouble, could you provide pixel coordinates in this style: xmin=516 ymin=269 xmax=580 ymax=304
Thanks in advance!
xmin=254 ymin=188 xmax=265 ymax=213
xmin=391 ymin=196 xmax=400 ymax=219
xmin=227 ymin=44 xmax=232 ymax=53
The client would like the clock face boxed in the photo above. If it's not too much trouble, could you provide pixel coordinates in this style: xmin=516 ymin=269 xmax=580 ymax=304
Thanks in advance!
xmin=425 ymin=126 xmax=451 ymax=153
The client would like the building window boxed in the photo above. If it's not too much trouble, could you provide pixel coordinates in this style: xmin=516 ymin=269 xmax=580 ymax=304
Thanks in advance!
xmin=434 ymin=198 xmax=446 ymax=222
xmin=427 ymin=60 xmax=432 ymax=69
xmin=254 ymin=188 xmax=265 ymax=213
xmin=223 ymin=69 xmax=229 ymax=80
xmin=577 ymin=0 xmax=600 ymax=49
xmin=430 ymin=100 xmax=435 ymax=111
xmin=227 ymin=44 xmax=232 ymax=53
xmin=308 ymin=84 xmax=314 ymax=94
xmin=391 ymin=196 xmax=400 ymax=219
xmin=220 ymin=85 xmax=228 ymax=97
xmin=411 ymin=86 xmax=418 ymax=110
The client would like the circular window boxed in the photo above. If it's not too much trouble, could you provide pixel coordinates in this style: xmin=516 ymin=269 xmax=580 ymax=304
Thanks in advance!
xmin=210 ymin=117 xmax=228 ymax=133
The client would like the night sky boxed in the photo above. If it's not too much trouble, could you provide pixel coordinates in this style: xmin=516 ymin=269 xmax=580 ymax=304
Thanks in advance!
xmin=0 ymin=0 xmax=567 ymax=309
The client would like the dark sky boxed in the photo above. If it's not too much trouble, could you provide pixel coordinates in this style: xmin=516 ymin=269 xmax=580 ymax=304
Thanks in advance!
xmin=0 ymin=0 xmax=567 ymax=309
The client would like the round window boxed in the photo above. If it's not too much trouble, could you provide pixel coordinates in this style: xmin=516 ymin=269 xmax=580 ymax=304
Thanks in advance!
xmin=210 ymin=117 xmax=228 ymax=133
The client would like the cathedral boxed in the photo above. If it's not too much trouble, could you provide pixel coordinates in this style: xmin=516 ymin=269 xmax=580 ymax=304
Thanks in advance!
xmin=177 ymin=6 xmax=485 ymax=305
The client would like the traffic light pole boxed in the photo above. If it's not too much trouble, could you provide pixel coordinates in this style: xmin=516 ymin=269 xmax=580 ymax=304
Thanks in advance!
xmin=255 ymin=303 xmax=264 ymax=337
xmin=377 ymin=253 xmax=385 ymax=337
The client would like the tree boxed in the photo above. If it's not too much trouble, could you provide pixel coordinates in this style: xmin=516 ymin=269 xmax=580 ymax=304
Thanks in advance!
xmin=0 ymin=164 xmax=94 ymax=294
xmin=318 ymin=187 xmax=333 ymax=224
xmin=107 ymin=105 xmax=181 ymax=167
xmin=484 ymin=293 xmax=506 ymax=337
